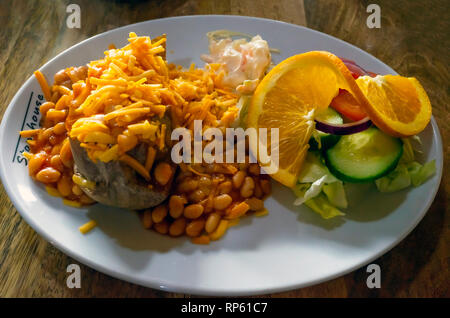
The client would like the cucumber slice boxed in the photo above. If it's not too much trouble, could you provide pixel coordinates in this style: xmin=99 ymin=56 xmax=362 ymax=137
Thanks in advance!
xmin=325 ymin=127 xmax=403 ymax=183
xmin=309 ymin=108 xmax=343 ymax=150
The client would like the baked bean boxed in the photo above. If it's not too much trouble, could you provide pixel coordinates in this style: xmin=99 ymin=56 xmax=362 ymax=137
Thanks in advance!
xmin=142 ymin=210 xmax=153 ymax=229
xmin=189 ymin=189 xmax=206 ymax=202
xmin=54 ymin=69 xmax=70 ymax=85
xmin=42 ymin=145 xmax=52 ymax=153
xmin=185 ymin=218 xmax=205 ymax=237
xmin=214 ymin=173 xmax=226 ymax=181
xmin=68 ymin=65 xmax=88 ymax=82
xmin=240 ymin=177 xmax=255 ymax=198
xmin=205 ymin=212 xmax=221 ymax=234
xmin=260 ymin=179 xmax=271 ymax=195
xmin=50 ymin=143 xmax=63 ymax=155
xmin=184 ymin=203 xmax=204 ymax=219
xmin=57 ymin=175 xmax=72 ymax=197
xmin=60 ymin=139 xmax=72 ymax=167
xmin=213 ymin=194 xmax=232 ymax=210
xmin=176 ymin=171 xmax=193 ymax=182
xmin=248 ymin=164 xmax=260 ymax=175
xmin=218 ymin=181 xmax=232 ymax=194
xmin=36 ymin=167 xmax=61 ymax=183
xmin=50 ymin=154 xmax=64 ymax=172
xmin=169 ymin=218 xmax=187 ymax=237
xmin=245 ymin=197 xmax=264 ymax=211
xmin=39 ymin=102 xmax=55 ymax=116
xmin=178 ymin=179 xmax=198 ymax=193
xmin=169 ymin=195 xmax=185 ymax=219
xmin=198 ymin=176 xmax=212 ymax=189
xmin=154 ymin=220 xmax=169 ymax=234
xmin=232 ymin=170 xmax=246 ymax=188
xmin=42 ymin=128 xmax=54 ymax=140
xmin=72 ymin=82 xmax=84 ymax=98
xmin=72 ymin=184 xmax=83 ymax=196
xmin=198 ymin=176 xmax=212 ymax=196
xmin=154 ymin=162 xmax=173 ymax=186
xmin=28 ymin=152 xmax=47 ymax=176
xmin=152 ymin=205 xmax=167 ymax=223
xmin=200 ymin=187 xmax=211 ymax=196
xmin=253 ymin=181 xmax=263 ymax=198
xmin=48 ymin=135 xmax=59 ymax=145
xmin=52 ymin=122 xmax=66 ymax=135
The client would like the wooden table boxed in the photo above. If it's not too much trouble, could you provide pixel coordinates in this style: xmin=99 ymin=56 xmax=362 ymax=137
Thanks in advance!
xmin=0 ymin=0 xmax=448 ymax=297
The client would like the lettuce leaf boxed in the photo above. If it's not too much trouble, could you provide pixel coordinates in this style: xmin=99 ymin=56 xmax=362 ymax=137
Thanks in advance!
xmin=298 ymin=152 xmax=338 ymax=183
xmin=293 ymin=152 xmax=346 ymax=219
xmin=376 ymin=133 xmax=435 ymax=193
xmin=375 ymin=160 xmax=436 ymax=192
xmin=304 ymin=193 xmax=345 ymax=219
xmin=408 ymin=160 xmax=436 ymax=187
xmin=293 ymin=175 xmax=330 ymax=206
xmin=323 ymin=182 xmax=348 ymax=209
xmin=400 ymin=137 xmax=416 ymax=163
xmin=375 ymin=164 xmax=411 ymax=192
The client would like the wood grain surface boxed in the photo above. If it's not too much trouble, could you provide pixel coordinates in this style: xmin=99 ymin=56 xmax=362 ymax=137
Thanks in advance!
xmin=0 ymin=0 xmax=448 ymax=297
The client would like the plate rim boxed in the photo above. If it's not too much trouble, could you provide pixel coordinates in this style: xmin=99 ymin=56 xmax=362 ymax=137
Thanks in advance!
xmin=0 ymin=15 xmax=444 ymax=296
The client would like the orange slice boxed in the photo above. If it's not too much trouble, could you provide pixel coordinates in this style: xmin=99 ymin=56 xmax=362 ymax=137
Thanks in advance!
xmin=247 ymin=51 xmax=367 ymax=188
xmin=355 ymin=75 xmax=431 ymax=137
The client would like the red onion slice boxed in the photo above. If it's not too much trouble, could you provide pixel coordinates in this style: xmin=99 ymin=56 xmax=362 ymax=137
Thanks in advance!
xmin=315 ymin=117 xmax=372 ymax=135
xmin=339 ymin=57 xmax=378 ymax=79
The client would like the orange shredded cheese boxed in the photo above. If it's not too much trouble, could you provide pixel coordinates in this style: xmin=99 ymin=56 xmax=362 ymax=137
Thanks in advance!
xmin=159 ymin=124 xmax=166 ymax=150
xmin=254 ymin=208 xmax=269 ymax=217
xmin=187 ymin=165 xmax=210 ymax=177
xmin=209 ymin=220 xmax=229 ymax=241
xmin=64 ymin=199 xmax=83 ymax=208
xmin=119 ymin=154 xmax=151 ymax=181
xmin=34 ymin=70 xmax=52 ymax=101
xmin=45 ymin=186 xmax=61 ymax=197
xmin=79 ymin=220 xmax=97 ymax=234
xmin=20 ymin=129 xmax=41 ymax=138
xmin=145 ymin=146 xmax=157 ymax=171
xmin=191 ymin=235 xmax=211 ymax=245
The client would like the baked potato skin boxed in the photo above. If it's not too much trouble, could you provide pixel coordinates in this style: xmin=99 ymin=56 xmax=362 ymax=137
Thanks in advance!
xmin=70 ymin=138 xmax=175 ymax=210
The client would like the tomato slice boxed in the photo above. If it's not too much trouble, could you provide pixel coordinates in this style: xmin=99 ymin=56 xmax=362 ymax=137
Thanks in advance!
xmin=330 ymin=58 xmax=376 ymax=120
xmin=330 ymin=89 xmax=367 ymax=121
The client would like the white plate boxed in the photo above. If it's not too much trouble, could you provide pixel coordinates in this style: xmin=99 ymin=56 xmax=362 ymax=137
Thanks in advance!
xmin=0 ymin=15 xmax=443 ymax=296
